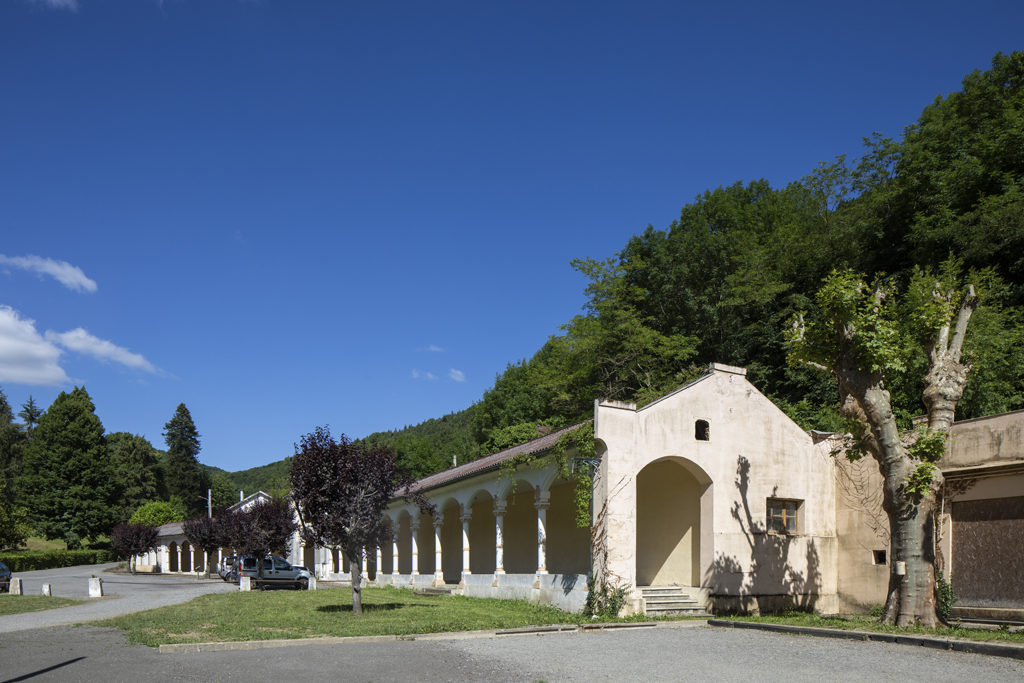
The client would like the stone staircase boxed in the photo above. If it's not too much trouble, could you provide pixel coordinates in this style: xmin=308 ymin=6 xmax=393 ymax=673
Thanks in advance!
xmin=641 ymin=586 xmax=707 ymax=616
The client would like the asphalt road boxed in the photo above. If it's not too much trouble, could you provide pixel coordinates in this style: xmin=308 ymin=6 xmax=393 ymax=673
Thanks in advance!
xmin=1 ymin=623 xmax=1022 ymax=683
xmin=0 ymin=563 xmax=237 ymax=633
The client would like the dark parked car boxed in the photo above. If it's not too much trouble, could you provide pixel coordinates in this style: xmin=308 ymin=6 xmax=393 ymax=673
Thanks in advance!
xmin=0 ymin=561 xmax=11 ymax=593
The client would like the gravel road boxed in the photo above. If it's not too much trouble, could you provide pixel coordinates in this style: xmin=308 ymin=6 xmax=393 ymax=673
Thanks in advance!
xmin=1 ymin=622 xmax=1021 ymax=683
xmin=0 ymin=563 xmax=236 ymax=633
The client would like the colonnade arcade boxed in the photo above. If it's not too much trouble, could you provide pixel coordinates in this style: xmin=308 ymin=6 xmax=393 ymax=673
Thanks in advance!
xmin=377 ymin=468 xmax=591 ymax=587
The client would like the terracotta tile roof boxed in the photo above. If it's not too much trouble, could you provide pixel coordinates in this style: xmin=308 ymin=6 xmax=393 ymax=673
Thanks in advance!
xmin=405 ymin=420 xmax=593 ymax=495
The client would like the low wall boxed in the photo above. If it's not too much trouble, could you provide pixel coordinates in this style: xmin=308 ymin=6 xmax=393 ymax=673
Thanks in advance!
xmin=380 ymin=572 xmax=588 ymax=613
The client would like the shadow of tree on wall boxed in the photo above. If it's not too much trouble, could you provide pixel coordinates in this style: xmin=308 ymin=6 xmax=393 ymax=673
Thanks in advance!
xmin=706 ymin=455 xmax=821 ymax=614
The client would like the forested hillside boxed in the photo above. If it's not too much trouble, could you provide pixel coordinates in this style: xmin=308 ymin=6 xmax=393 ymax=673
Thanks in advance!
xmin=377 ymin=51 xmax=1024 ymax=480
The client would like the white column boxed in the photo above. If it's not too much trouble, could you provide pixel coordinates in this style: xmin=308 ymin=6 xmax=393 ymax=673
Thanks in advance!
xmin=176 ymin=546 xmax=182 ymax=573
xmin=189 ymin=547 xmax=195 ymax=574
xmin=433 ymin=519 xmax=445 ymax=587
xmin=460 ymin=507 xmax=472 ymax=587
xmin=392 ymin=535 xmax=400 ymax=576
xmin=494 ymin=502 xmax=506 ymax=576
xmin=376 ymin=545 xmax=383 ymax=584
xmin=410 ymin=520 xmax=420 ymax=576
xmin=535 ymin=491 xmax=550 ymax=576
xmin=361 ymin=547 xmax=369 ymax=585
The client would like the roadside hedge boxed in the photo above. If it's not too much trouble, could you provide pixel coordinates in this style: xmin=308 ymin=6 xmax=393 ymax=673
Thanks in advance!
xmin=0 ymin=549 xmax=118 ymax=572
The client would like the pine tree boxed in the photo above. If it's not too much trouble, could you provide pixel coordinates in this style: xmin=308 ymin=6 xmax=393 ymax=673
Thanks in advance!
xmin=18 ymin=396 xmax=42 ymax=442
xmin=163 ymin=403 xmax=205 ymax=517
xmin=108 ymin=432 xmax=161 ymax=522
xmin=19 ymin=387 xmax=120 ymax=548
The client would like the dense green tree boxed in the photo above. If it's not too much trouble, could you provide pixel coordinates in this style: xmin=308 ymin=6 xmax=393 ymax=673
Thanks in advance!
xmin=480 ymin=421 xmax=572 ymax=456
xmin=163 ymin=403 xmax=205 ymax=517
xmin=108 ymin=432 xmax=162 ymax=522
xmin=207 ymin=470 xmax=237 ymax=511
xmin=129 ymin=499 xmax=187 ymax=528
xmin=0 ymin=388 xmax=26 ymax=505
xmin=363 ymin=410 xmax=479 ymax=479
xmin=471 ymin=358 xmax=554 ymax=446
xmin=891 ymin=52 xmax=1024 ymax=298
xmin=19 ymin=387 xmax=120 ymax=548
xmin=18 ymin=396 xmax=43 ymax=442
xmin=0 ymin=480 xmax=30 ymax=550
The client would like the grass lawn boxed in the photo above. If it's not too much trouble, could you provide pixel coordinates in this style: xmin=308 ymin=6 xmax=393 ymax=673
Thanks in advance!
xmin=0 ymin=595 xmax=83 ymax=616
xmin=96 ymin=586 xmax=677 ymax=647
xmin=717 ymin=612 xmax=1024 ymax=645
xmin=16 ymin=537 xmax=67 ymax=553
xmin=3 ymin=536 xmax=111 ymax=554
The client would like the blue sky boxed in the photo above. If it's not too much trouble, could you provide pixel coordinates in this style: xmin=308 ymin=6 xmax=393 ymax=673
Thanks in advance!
xmin=1 ymin=0 xmax=1021 ymax=473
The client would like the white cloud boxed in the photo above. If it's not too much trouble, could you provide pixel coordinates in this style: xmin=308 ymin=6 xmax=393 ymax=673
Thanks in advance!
xmin=412 ymin=369 xmax=437 ymax=380
xmin=27 ymin=0 xmax=79 ymax=11
xmin=429 ymin=345 xmax=444 ymax=352
xmin=45 ymin=328 xmax=160 ymax=374
xmin=0 ymin=254 xmax=97 ymax=293
xmin=449 ymin=368 xmax=465 ymax=382
xmin=0 ymin=306 xmax=70 ymax=386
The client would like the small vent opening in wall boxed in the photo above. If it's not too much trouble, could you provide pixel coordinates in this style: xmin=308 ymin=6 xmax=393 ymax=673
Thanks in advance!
xmin=873 ymin=550 xmax=887 ymax=565
xmin=695 ymin=420 xmax=710 ymax=441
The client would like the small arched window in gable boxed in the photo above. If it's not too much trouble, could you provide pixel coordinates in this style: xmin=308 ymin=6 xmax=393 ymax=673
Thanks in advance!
xmin=695 ymin=419 xmax=710 ymax=441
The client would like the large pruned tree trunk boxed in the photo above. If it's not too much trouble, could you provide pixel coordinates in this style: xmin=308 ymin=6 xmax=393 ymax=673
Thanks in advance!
xmin=790 ymin=271 xmax=977 ymax=627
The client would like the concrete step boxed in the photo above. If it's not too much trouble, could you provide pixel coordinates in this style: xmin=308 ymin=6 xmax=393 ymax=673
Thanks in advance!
xmin=640 ymin=586 xmax=708 ymax=616
xmin=646 ymin=599 xmax=699 ymax=607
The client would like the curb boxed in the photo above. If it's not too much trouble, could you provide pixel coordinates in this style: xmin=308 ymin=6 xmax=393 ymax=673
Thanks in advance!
xmin=707 ymin=619 xmax=1024 ymax=661
xmin=158 ymin=619 xmax=709 ymax=653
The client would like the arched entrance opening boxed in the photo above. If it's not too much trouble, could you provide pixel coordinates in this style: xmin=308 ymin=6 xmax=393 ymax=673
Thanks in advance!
xmin=181 ymin=541 xmax=193 ymax=573
xmin=396 ymin=512 xmax=413 ymax=574
xmin=468 ymin=490 xmax=496 ymax=575
xmin=168 ymin=542 xmax=179 ymax=572
xmin=440 ymin=499 xmax=462 ymax=584
xmin=503 ymin=479 xmax=537 ymax=574
xmin=418 ymin=511 xmax=436 ymax=575
xmin=636 ymin=457 xmax=709 ymax=587
xmin=546 ymin=480 xmax=590 ymax=575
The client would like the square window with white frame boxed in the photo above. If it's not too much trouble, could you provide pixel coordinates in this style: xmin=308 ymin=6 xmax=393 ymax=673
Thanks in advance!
xmin=767 ymin=498 xmax=800 ymax=534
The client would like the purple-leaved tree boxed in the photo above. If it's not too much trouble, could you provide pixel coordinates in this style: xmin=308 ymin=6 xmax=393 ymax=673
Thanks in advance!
xmin=182 ymin=515 xmax=225 ymax=579
xmin=218 ymin=498 xmax=297 ymax=585
xmin=109 ymin=522 xmax=158 ymax=574
xmin=290 ymin=426 xmax=432 ymax=615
